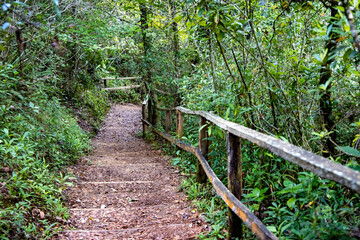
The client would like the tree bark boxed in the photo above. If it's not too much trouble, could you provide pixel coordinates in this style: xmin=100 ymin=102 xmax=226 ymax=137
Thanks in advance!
xmin=319 ymin=8 xmax=338 ymax=157
xmin=15 ymin=29 xmax=24 ymax=80
xmin=140 ymin=3 xmax=157 ymax=125
xmin=170 ymin=0 xmax=179 ymax=78
xmin=208 ymin=30 xmax=217 ymax=92
xmin=227 ymin=133 xmax=243 ymax=239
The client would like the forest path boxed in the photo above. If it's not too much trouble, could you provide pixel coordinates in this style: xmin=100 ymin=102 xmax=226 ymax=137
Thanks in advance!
xmin=57 ymin=104 xmax=205 ymax=240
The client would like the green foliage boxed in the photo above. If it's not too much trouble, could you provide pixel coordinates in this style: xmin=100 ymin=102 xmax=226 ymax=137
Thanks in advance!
xmin=153 ymin=2 xmax=360 ymax=236
xmin=0 ymin=1 xmax=119 ymax=237
xmin=105 ymin=78 xmax=142 ymax=104
xmin=239 ymin=145 xmax=360 ymax=239
xmin=75 ymin=88 xmax=110 ymax=133
xmin=337 ymin=146 xmax=360 ymax=157
xmin=176 ymin=158 xmax=229 ymax=239
xmin=2 ymin=0 xmax=360 ymax=239
xmin=167 ymin=125 xmax=360 ymax=239
xmin=0 ymin=63 xmax=90 ymax=239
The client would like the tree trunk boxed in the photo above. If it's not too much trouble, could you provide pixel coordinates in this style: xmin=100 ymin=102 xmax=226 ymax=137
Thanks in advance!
xmin=319 ymin=8 xmax=338 ymax=157
xmin=140 ymin=3 xmax=157 ymax=125
xmin=208 ymin=30 xmax=217 ymax=92
xmin=170 ymin=0 xmax=179 ymax=78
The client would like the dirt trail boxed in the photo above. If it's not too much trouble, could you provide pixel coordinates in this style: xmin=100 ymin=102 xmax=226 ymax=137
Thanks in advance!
xmin=57 ymin=104 xmax=205 ymax=240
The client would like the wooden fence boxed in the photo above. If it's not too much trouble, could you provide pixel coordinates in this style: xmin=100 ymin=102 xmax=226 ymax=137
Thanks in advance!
xmin=102 ymin=85 xmax=142 ymax=91
xmin=102 ymin=76 xmax=141 ymax=88
xmin=141 ymin=97 xmax=360 ymax=240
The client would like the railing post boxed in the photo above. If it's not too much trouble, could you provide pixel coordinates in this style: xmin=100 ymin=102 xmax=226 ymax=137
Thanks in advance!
xmin=227 ymin=132 xmax=243 ymax=239
xmin=148 ymin=99 xmax=155 ymax=125
xmin=197 ymin=116 xmax=208 ymax=183
xmin=207 ymin=123 xmax=213 ymax=161
xmin=104 ymin=79 xmax=107 ymax=88
xmin=165 ymin=110 xmax=171 ymax=132
xmin=176 ymin=110 xmax=184 ymax=138
xmin=142 ymin=103 xmax=147 ymax=135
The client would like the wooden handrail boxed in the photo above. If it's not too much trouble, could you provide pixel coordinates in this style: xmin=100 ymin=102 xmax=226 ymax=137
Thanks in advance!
xmin=175 ymin=107 xmax=360 ymax=194
xmin=102 ymin=85 xmax=142 ymax=91
xmin=102 ymin=76 xmax=141 ymax=88
xmin=141 ymin=100 xmax=360 ymax=240
xmin=102 ymin=76 xmax=141 ymax=80
xmin=154 ymin=88 xmax=180 ymax=96
xmin=155 ymin=105 xmax=176 ymax=111
xmin=142 ymin=94 xmax=149 ymax=135
xmin=142 ymin=94 xmax=149 ymax=105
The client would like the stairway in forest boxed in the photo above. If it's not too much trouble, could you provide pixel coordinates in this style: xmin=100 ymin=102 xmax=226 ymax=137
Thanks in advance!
xmin=56 ymin=104 xmax=205 ymax=240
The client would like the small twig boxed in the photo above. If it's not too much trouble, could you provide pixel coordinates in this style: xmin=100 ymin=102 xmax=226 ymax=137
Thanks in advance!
xmin=220 ymin=21 xmax=303 ymax=137
xmin=268 ymin=0 xmax=294 ymax=54
xmin=214 ymin=32 xmax=236 ymax=83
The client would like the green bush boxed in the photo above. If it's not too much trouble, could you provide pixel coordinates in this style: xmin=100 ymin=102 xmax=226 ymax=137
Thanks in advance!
xmin=0 ymin=64 xmax=90 ymax=239
xmin=75 ymin=88 xmax=110 ymax=133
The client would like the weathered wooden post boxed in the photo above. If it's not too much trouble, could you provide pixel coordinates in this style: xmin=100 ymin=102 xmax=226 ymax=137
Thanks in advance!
xmin=148 ymin=99 xmax=155 ymax=125
xmin=142 ymin=102 xmax=147 ymax=135
xmin=176 ymin=110 xmax=184 ymax=138
xmin=165 ymin=110 xmax=171 ymax=132
xmin=227 ymin=132 xmax=243 ymax=239
xmin=207 ymin=123 xmax=213 ymax=161
xmin=197 ymin=116 xmax=208 ymax=183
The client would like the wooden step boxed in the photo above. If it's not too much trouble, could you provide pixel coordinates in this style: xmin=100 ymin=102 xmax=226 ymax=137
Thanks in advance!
xmin=66 ymin=205 xmax=199 ymax=230
xmin=88 ymin=150 xmax=163 ymax=158
xmin=88 ymin=156 xmax=166 ymax=165
xmin=67 ymin=180 xmax=178 ymax=195
xmin=57 ymin=223 xmax=203 ymax=240
xmin=67 ymin=191 xmax=184 ymax=209
xmin=92 ymin=141 xmax=153 ymax=152
xmin=71 ymin=165 xmax=177 ymax=182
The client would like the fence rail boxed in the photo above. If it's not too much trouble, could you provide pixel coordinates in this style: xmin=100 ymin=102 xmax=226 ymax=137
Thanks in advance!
xmin=140 ymin=95 xmax=360 ymax=240
xmin=176 ymin=107 xmax=360 ymax=194
xmin=102 ymin=76 xmax=141 ymax=88
xmin=102 ymin=76 xmax=141 ymax=80
xmin=102 ymin=85 xmax=142 ymax=91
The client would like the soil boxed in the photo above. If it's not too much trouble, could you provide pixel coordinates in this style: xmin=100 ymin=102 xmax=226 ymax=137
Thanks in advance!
xmin=56 ymin=104 xmax=206 ymax=240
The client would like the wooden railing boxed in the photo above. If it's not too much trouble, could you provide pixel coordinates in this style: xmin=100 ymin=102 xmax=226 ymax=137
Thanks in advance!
xmin=102 ymin=85 xmax=142 ymax=91
xmin=141 ymin=96 xmax=360 ymax=240
xmin=102 ymin=76 xmax=141 ymax=89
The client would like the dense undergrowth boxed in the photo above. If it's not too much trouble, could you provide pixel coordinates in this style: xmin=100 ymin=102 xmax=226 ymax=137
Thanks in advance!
xmin=0 ymin=58 xmax=113 ymax=239
xmin=0 ymin=64 xmax=92 ymax=239
xmin=0 ymin=1 xmax=120 ymax=238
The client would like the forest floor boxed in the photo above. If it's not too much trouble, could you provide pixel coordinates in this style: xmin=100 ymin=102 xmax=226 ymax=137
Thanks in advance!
xmin=56 ymin=104 xmax=206 ymax=240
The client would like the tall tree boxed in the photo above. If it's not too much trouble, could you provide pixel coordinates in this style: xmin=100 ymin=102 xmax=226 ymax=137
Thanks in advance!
xmin=140 ymin=1 xmax=157 ymax=124
xmin=319 ymin=5 xmax=339 ymax=157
